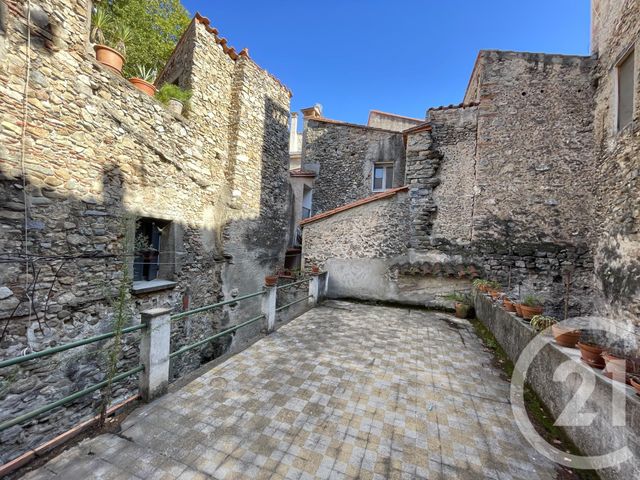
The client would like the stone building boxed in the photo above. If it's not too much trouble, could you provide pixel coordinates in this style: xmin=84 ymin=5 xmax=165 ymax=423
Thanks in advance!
xmin=302 ymin=0 xmax=639 ymax=339
xmin=0 ymin=0 xmax=291 ymax=462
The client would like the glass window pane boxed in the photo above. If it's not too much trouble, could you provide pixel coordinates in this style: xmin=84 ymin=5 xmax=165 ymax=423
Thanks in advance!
xmin=618 ymin=50 xmax=635 ymax=130
xmin=385 ymin=166 xmax=394 ymax=189
xmin=373 ymin=166 xmax=383 ymax=190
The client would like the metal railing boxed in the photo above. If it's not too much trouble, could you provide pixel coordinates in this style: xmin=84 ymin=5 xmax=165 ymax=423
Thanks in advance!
xmin=0 ymin=272 xmax=325 ymax=435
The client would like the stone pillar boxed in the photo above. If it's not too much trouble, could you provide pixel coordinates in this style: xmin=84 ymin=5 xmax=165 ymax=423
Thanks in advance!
xmin=139 ymin=308 xmax=172 ymax=402
xmin=262 ymin=284 xmax=277 ymax=333
xmin=309 ymin=272 xmax=328 ymax=306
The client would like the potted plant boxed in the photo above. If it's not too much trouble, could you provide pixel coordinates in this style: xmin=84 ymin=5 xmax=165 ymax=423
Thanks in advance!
xmin=130 ymin=65 xmax=157 ymax=96
xmin=91 ymin=8 xmax=130 ymax=74
xmin=577 ymin=342 xmax=606 ymax=369
xmin=520 ymin=294 xmax=543 ymax=320
xmin=602 ymin=352 xmax=640 ymax=384
xmin=514 ymin=302 xmax=524 ymax=318
xmin=264 ymin=275 xmax=278 ymax=287
xmin=530 ymin=315 xmax=557 ymax=332
xmin=503 ymin=297 xmax=516 ymax=312
xmin=551 ymin=324 xmax=581 ymax=348
xmin=631 ymin=376 xmax=640 ymax=396
xmin=444 ymin=292 xmax=474 ymax=319
xmin=472 ymin=279 xmax=490 ymax=293
xmin=156 ymin=83 xmax=192 ymax=116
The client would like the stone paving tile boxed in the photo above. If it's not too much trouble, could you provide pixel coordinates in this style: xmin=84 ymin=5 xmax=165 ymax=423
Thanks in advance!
xmin=21 ymin=301 xmax=558 ymax=479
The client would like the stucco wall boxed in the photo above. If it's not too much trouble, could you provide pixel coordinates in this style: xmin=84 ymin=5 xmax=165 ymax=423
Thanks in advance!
xmin=301 ymin=119 xmax=406 ymax=215
xmin=367 ymin=111 xmax=423 ymax=132
xmin=591 ymin=0 xmax=640 ymax=330
xmin=0 ymin=0 xmax=291 ymax=462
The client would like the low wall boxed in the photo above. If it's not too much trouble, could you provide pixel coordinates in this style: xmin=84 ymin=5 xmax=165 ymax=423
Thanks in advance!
xmin=325 ymin=257 xmax=468 ymax=307
xmin=474 ymin=292 xmax=640 ymax=480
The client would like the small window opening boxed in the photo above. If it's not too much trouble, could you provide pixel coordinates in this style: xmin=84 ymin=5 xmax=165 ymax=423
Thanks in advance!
xmin=617 ymin=49 xmax=635 ymax=131
xmin=373 ymin=163 xmax=394 ymax=192
xmin=133 ymin=218 xmax=171 ymax=282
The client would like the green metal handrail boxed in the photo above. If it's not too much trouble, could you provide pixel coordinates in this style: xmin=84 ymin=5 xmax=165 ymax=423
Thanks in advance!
xmin=0 ymin=324 xmax=146 ymax=369
xmin=275 ymin=277 xmax=311 ymax=290
xmin=170 ymin=290 xmax=265 ymax=321
xmin=276 ymin=295 xmax=313 ymax=312
xmin=0 ymin=365 xmax=144 ymax=432
xmin=170 ymin=314 xmax=265 ymax=359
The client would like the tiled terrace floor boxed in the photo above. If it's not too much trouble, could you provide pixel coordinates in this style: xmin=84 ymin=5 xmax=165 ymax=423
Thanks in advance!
xmin=23 ymin=301 xmax=557 ymax=480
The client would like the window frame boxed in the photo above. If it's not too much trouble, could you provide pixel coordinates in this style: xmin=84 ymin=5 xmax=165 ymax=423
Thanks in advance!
xmin=131 ymin=217 xmax=178 ymax=294
xmin=372 ymin=163 xmax=394 ymax=192
xmin=615 ymin=47 xmax=636 ymax=132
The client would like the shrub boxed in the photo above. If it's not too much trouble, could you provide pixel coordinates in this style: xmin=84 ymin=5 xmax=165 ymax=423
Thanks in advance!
xmin=156 ymin=83 xmax=192 ymax=104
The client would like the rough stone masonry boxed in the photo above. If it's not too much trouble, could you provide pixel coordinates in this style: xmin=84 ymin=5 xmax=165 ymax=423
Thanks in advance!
xmin=0 ymin=0 xmax=291 ymax=463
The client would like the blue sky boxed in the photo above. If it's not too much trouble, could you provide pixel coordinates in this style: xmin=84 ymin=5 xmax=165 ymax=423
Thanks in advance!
xmin=181 ymin=1 xmax=591 ymax=125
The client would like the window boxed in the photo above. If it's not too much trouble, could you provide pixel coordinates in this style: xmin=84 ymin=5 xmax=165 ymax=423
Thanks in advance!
xmin=617 ymin=49 xmax=635 ymax=131
xmin=132 ymin=218 xmax=178 ymax=293
xmin=302 ymin=185 xmax=313 ymax=219
xmin=372 ymin=164 xmax=394 ymax=192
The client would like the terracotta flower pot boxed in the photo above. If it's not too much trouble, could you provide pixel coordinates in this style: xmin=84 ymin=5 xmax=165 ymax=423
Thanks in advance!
xmin=489 ymin=290 xmax=502 ymax=301
xmin=94 ymin=44 xmax=125 ymax=74
xmin=630 ymin=376 xmax=640 ymax=396
xmin=454 ymin=302 xmax=472 ymax=319
xmin=264 ymin=275 xmax=278 ymax=287
xmin=514 ymin=303 xmax=524 ymax=318
xmin=551 ymin=324 xmax=581 ymax=348
xmin=129 ymin=77 xmax=157 ymax=96
xmin=577 ymin=342 xmax=605 ymax=369
xmin=167 ymin=98 xmax=184 ymax=115
xmin=311 ymin=265 xmax=320 ymax=274
xmin=520 ymin=304 xmax=543 ymax=320
xmin=602 ymin=353 xmax=640 ymax=384
xmin=503 ymin=298 xmax=516 ymax=312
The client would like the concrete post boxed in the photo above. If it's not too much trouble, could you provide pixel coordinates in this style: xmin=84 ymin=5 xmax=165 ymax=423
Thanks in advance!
xmin=139 ymin=307 xmax=172 ymax=402
xmin=262 ymin=285 xmax=277 ymax=333
xmin=309 ymin=272 xmax=327 ymax=306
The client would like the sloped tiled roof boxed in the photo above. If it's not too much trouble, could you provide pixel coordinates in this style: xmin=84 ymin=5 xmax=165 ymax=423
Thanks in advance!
xmin=300 ymin=186 xmax=409 ymax=226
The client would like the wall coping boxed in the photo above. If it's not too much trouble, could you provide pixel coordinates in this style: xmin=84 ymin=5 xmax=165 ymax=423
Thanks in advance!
xmin=300 ymin=186 xmax=408 ymax=226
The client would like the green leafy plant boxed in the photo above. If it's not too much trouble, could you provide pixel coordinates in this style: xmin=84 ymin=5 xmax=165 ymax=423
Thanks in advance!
xmin=530 ymin=315 xmax=557 ymax=332
xmin=156 ymin=83 xmax=192 ymax=109
xmin=134 ymin=65 xmax=157 ymax=83
xmin=91 ymin=6 xmax=112 ymax=45
xmin=112 ymin=22 xmax=133 ymax=55
xmin=523 ymin=294 xmax=543 ymax=308
xmin=443 ymin=292 xmax=472 ymax=306
xmin=472 ymin=279 xmax=490 ymax=289
xmin=488 ymin=280 xmax=501 ymax=290
xmin=107 ymin=0 xmax=191 ymax=78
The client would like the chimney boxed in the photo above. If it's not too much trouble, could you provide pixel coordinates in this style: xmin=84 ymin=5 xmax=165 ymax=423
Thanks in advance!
xmin=289 ymin=112 xmax=300 ymax=153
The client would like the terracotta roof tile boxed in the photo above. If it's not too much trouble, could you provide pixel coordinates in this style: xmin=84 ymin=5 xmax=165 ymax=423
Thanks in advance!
xmin=300 ymin=186 xmax=408 ymax=226
xmin=289 ymin=168 xmax=316 ymax=177
xmin=428 ymin=101 xmax=479 ymax=111
xmin=194 ymin=13 xmax=292 ymax=98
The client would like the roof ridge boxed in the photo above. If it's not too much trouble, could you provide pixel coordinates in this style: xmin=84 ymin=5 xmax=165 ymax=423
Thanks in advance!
xmin=300 ymin=186 xmax=409 ymax=226
xmin=194 ymin=13 xmax=292 ymax=98
xmin=428 ymin=101 xmax=479 ymax=112
xmin=368 ymin=110 xmax=423 ymax=122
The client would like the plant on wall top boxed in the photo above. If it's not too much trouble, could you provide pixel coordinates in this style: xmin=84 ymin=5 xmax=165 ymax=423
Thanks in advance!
xmin=90 ymin=6 xmax=111 ymax=45
xmin=106 ymin=0 xmax=191 ymax=78
xmin=134 ymin=65 xmax=157 ymax=83
xmin=443 ymin=292 xmax=473 ymax=306
xmin=530 ymin=315 xmax=557 ymax=332
xmin=523 ymin=294 xmax=543 ymax=307
xmin=156 ymin=83 xmax=192 ymax=110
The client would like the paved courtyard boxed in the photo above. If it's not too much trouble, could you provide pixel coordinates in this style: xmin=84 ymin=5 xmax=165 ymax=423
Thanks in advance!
xmin=23 ymin=301 xmax=558 ymax=480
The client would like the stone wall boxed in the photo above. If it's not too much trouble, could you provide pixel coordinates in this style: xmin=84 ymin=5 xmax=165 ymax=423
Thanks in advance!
xmin=405 ymin=51 xmax=597 ymax=318
xmin=591 ymin=0 xmax=640 ymax=333
xmin=0 ymin=0 xmax=291 ymax=463
xmin=367 ymin=110 xmax=423 ymax=132
xmin=302 ymin=190 xmax=411 ymax=269
xmin=301 ymin=118 xmax=406 ymax=215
